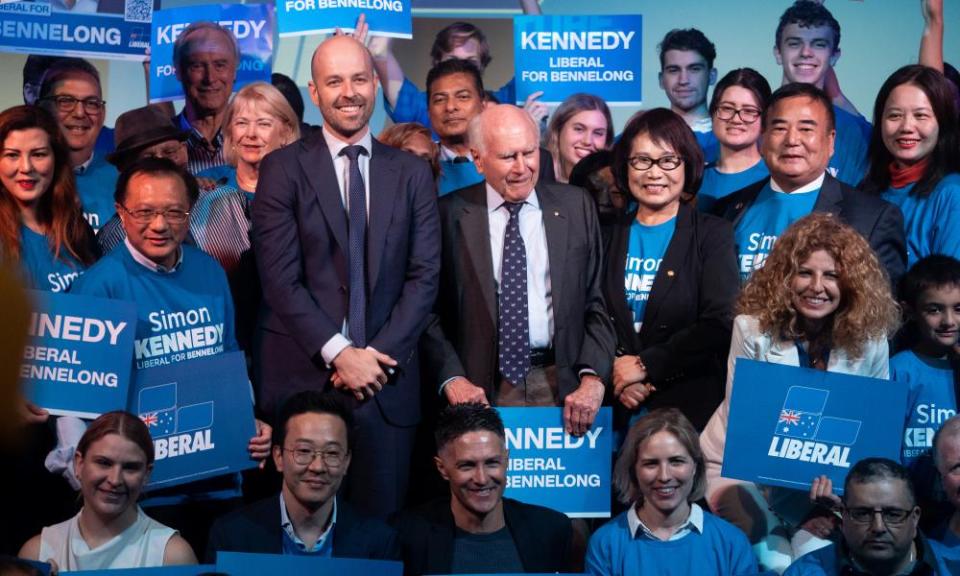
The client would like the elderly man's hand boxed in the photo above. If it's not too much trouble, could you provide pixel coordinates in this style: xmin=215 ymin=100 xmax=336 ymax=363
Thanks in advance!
xmin=564 ymin=375 xmax=604 ymax=436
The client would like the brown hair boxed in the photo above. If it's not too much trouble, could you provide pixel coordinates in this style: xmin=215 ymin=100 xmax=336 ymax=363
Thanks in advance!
xmin=379 ymin=122 xmax=439 ymax=178
xmin=613 ymin=408 xmax=706 ymax=505
xmin=77 ymin=411 xmax=155 ymax=465
xmin=0 ymin=105 xmax=95 ymax=266
xmin=738 ymin=212 xmax=900 ymax=358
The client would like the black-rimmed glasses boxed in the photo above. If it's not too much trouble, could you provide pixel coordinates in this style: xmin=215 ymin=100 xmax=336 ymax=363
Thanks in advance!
xmin=42 ymin=95 xmax=106 ymax=114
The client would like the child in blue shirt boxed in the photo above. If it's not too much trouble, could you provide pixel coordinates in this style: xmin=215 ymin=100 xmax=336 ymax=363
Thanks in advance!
xmin=892 ymin=255 xmax=960 ymax=535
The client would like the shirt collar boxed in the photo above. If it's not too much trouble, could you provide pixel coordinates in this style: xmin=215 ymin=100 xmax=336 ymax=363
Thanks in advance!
xmin=124 ymin=237 xmax=183 ymax=273
xmin=769 ymin=172 xmax=826 ymax=194
xmin=73 ymin=152 xmax=95 ymax=175
xmin=279 ymin=492 xmax=337 ymax=553
xmin=322 ymin=125 xmax=373 ymax=158
xmin=440 ymin=145 xmax=472 ymax=162
xmin=627 ymin=502 xmax=704 ymax=540
xmin=689 ymin=116 xmax=713 ymax=134
xmin=178 ymin=112 xmax=223 ymax=146
xmin=485 ymin=183 xmax=540 ymax=214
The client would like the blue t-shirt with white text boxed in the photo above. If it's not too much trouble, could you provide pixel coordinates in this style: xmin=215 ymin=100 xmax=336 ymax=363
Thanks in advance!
xmin=735 ymin=183 xmax=820 ymax=281
xmin=624 ymin=217 xmax=676 ymax=332
xmin=18 ymin=225 xmax=85 ymax=293
xmin=881 ymin=173 xmax=960 ymax=267
xmin=893 ymin=350 xmax=956 ymax=468
xmin=698 ymin=160 xmax=769 ymax=214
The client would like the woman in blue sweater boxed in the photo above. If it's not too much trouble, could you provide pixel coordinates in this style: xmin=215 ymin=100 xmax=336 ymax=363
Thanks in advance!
xmin=861 ymin=65 xmax=960 ymax=267
xmin=586 ymin=408 xmax=756 ymax=575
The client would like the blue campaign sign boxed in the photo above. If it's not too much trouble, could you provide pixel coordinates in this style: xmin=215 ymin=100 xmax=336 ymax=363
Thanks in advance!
xmin=513 ymin=14 xmax=642 ymax=106
xmin=21 ymin=291 xmax=137 ymax=419
xmin=499 ymin=407 xmax=612 ymax=518
xmin=722 ymin=360 xmax=908 ymax=494
xmin=216 ymin=552 xmax=403 ymax=575
xmin=127 ymin=351 xmax=257 ymax=489
xmin=0 ymin=0 xmax=156 ymax=61
xmin=150 ymin=3 xmax=275 ymax=103
xmin=70 ymin=566 xmax=216 ymax=576
xmin=275 ymin=0 xmax=411 ymax=39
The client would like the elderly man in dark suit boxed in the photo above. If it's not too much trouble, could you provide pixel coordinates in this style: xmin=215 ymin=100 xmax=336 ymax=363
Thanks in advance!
xmin=205 ymin=392 xmax=398 ymax=562
xmin=251 ymin=35 xmax=440 ymax=517
xmin=422 ymin=103 xmax=615 ymax=436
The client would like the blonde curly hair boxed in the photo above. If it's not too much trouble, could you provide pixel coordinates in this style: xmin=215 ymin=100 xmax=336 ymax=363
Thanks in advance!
xmin=738 ymin=212 xmax=899 ymax=359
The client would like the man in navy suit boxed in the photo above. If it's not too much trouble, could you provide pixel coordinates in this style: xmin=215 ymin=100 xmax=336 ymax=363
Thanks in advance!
xmin=205 ymin=391 xmax=398 ymax=561
xmin=251 ymin=35 xmax=440 ymax=517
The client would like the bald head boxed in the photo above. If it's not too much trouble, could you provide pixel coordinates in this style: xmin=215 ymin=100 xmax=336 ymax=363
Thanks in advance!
xmin=469 ymin=105 xmax=540 ymax=202
xmin=309 ymin=36 xmax=378 ymax=143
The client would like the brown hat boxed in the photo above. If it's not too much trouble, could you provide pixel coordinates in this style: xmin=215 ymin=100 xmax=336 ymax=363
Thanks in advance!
xmin=106 ymin=105 xmax=188 ymax=168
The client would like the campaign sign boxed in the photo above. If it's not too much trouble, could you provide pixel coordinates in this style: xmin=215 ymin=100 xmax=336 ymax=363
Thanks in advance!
xmin=513 ymin=14 xmax=642 ymax=106
xmin=70 ymin=566 xmax=215 ymax=576
xmin=276 ymin=0 xmax=412 ymax=39
xmin=21 ymin=291 xmax=136 ymax=419
xmin=216 ymin=552 xmax=403 ymax=575
xmin=0 ymin=0 xmax=157 ymax=61
xmin=722 ymin=360 xmax=908 ymax=494
xmin=128 ymin=351 xmax=257 ymax=489
xmin=499 ymin=407 xmax=612 ymax=518
xmin=150 ymin=3 xmax=274 ymax=103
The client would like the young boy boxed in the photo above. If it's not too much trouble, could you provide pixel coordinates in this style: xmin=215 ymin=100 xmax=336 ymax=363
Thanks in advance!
xmin=893 ymin=255 xmax=960 ymax=527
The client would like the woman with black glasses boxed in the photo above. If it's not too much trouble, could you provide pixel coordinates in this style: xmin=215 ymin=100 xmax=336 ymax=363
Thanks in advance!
xmin=601 ymin=109 xmax=738 ymax=432
xmin=697 ymin=69 xmax=772 ymax=214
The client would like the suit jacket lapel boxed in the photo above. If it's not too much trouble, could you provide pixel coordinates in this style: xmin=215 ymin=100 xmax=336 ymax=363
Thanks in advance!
xmin=539 ymin=186 xmax=567 ymax=312
xmin=812 ymin=173 xmax=843 ymax=215
xmin=607 ymin=210 xmax=641 ymax=352
xmin=367 ymin=140 xmax=400 ymax=290
xmin=459 ymin=185 xmax=497 ymax=326
xmin=298 ymin=133 xmax=348 ymax=255
xmin=730 ymin=179 xmax=767 ymax=229
xmin=640 ymin=205 xmax=692 ymax=338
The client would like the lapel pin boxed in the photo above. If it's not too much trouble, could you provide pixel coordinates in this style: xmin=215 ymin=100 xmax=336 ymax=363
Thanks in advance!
xmin=554 ymin=211 xmax=560 ymax=217
xmin=735 ymin=202 xmax=744 ymax=210
xmin=667 ymin=270 xmax=675 ymax=277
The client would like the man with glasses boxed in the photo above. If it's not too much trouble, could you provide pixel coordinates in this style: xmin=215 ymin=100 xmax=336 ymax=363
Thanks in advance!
xmin=712 ymin=83 xmax=905 ymax=285
xmin=785 ymin=458 xmax=960 ymax=575
xmin=205 ymin=391 xmax=399 ymax=560
xmin=38 ymin=58 xmax=117 ymax=232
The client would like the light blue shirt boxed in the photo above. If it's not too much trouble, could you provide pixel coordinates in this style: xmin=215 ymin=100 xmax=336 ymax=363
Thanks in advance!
xmin=628 ymin=502 xmax=705 ymax=541
xmin=280 ymin=492 xmax=337 ymax=555
xmin=486 ymin=184 xmax=553 ymax=348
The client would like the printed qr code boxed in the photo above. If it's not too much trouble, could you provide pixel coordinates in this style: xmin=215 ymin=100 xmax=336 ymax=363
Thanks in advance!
xmin=124 ymin=0 xmax=153 ymax=24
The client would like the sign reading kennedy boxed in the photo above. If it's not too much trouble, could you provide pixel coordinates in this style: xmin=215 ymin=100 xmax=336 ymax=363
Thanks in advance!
xmin=129 ymin=352 xmax=257 ymax=489
xmin=275 ymin=0 xmax=412 ymax=39
xmin=21 ymin=291 xmax=136 ymax=420
xmin=499 ymin=407 xmax=612 ymax=518
xmin=150 ymin=3 xmax=274 ymax=103
xmin=0 ymin=0 xmax=157 ymax=61
xmin=513 ymin=14 xmax=642 ymax=106
xmin=723 ymin=360 xmax=907 ymax=494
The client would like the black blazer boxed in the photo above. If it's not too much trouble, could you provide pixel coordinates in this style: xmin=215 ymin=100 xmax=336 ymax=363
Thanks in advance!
xmin=251 ymin=130 xmax=440 ymax=423
xmin=420 ymin=181 xmax=616 ymax=400
xmin=712 ymin=173 xmax=907 ymax=286
xmin=602 ymin=203 xmax=738 ymax=430
xmin=391 ymin=497 xmax=572 ymax=576
xmin=204 ymin=496 xmax=400 ymax=563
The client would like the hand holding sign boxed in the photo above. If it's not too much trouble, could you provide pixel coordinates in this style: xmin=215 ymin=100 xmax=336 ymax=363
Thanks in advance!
xmin=249 ymin=418 xmax=273 ymax=467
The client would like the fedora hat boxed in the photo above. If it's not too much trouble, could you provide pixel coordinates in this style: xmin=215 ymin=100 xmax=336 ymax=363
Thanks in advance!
xmin=106 ymin=105 xmax=188 ymax=167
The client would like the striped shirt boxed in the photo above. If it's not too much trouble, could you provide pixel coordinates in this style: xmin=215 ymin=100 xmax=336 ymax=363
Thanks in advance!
xmin=177 ymin=112 xmax=227 ymax=175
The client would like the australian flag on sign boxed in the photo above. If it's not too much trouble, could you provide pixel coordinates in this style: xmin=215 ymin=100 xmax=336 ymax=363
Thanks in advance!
xmin=775 ymin=386 xmax=828 ymax=439
xmin=138 ymin=382 xmax=215 ymax=439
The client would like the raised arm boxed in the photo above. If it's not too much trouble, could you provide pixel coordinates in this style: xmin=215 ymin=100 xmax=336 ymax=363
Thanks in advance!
xmin=919 ymin=0 xmax=944 ymax=71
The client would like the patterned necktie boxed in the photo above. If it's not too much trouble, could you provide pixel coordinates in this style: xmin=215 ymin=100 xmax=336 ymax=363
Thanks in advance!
xmin=498 ymin=201 xmax=530 ymax=384
xmin=340 ymin=144 xmax=367 ymax=348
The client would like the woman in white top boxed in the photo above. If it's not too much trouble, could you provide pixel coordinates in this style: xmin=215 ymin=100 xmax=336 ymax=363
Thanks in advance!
xmin=19 ymin=411 xmax=196 ymax=571
xmin=699 ymin=213 xmax=900 ymax=572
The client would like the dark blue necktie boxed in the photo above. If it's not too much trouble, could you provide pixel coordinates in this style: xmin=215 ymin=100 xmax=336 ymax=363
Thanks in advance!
xmin=341 ymin=145 xmax=367 ymax=348
xmin=498 ymin=201 xmax=530 ymax=384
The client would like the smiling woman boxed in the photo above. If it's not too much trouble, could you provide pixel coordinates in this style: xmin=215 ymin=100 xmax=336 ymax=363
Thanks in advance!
xmin=545 ymin=93 xmax=613 ymax=184
xmin=18 ymin=411 xmax=197 ymax=570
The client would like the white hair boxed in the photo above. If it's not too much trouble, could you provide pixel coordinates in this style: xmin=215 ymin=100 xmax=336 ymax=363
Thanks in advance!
xmin=467 ymin=105 xmax=540 ymax=156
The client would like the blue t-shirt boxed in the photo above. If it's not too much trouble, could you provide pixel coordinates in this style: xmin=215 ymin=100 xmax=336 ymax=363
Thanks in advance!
xmin=894 ymin=350 xmax=956 ymax=468
xmin=385 ymin=76 xmax=515 ymax=133
xmin=70 ymin=243 xmax=238 ymax=370
xmin=698 ymin=161 xmax=769 ymax=214
xmin=586 ymin=510 xmax=757 ymax=576
xmin=95 ymin=126 xmax=114 ymax=156
xmin=828 ymin=105 xmax=871 ymax=187
xmin=624 ymin=217 xmax=676 ymax=332
xmin=694 ymin=129 xmax=720 ymax=165
xmin=881 ymin=173 xmax=960 ymax=268
xmin=734 ymin=182 xmax=820 ymax=281
xmin=75 ymin=152 xmax=119 ymax=233
xmin=438 ymin=159 xmax=483 ymax=196
xmin=18 ymin=225 xmax=85 ymax=292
